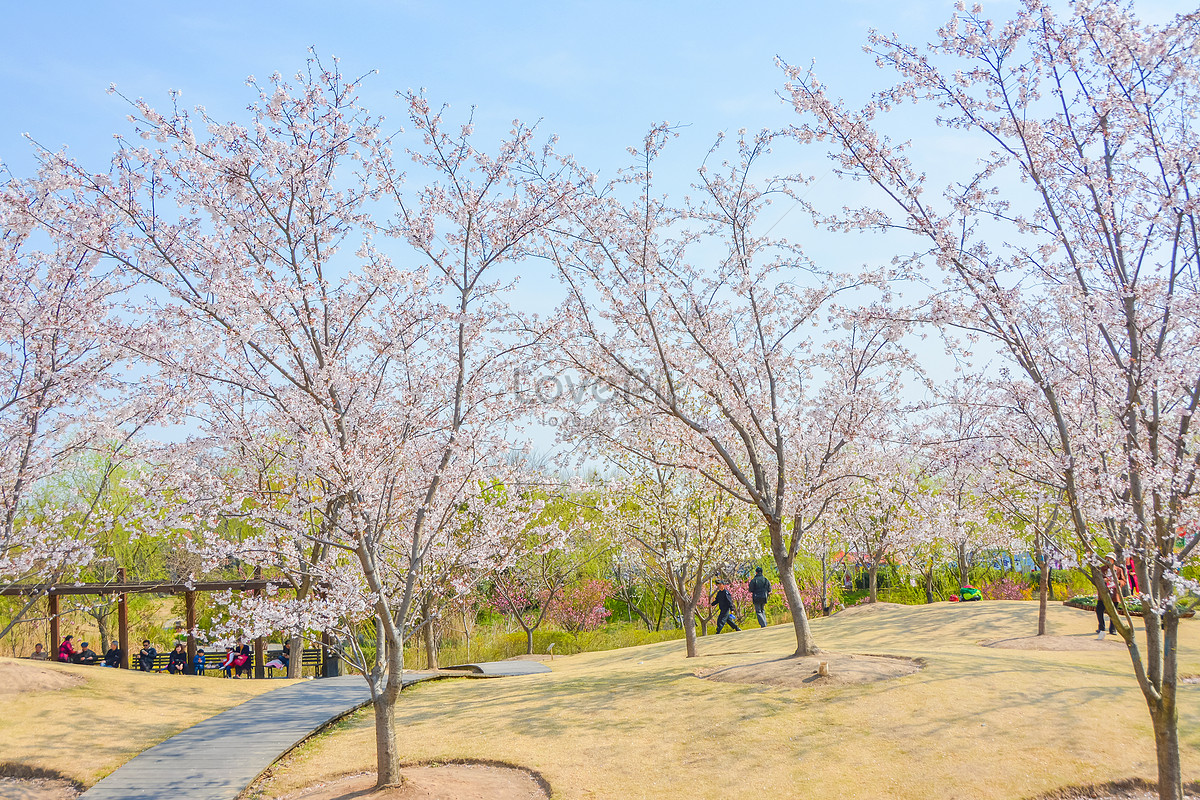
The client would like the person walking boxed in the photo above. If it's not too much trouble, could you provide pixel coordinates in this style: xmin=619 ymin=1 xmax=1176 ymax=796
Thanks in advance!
xmin=748 ymin=567 xmax=772 ymax=628
xmin=711 ymin=579 xmax=741 ymax=633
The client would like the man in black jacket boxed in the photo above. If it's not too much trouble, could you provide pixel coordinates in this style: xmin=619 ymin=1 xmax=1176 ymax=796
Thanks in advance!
xmin=711 ymin=579 xmax=741 ymax=633
xmin=138 ymin=639 xmax=157 ymax=672
xmin=77 ymin=642 xmax=99 ymax=666
xmin=103 ymin=641 xmax=122 ymax=668
xmin=748 ymin=567 xmax=772 ymax=628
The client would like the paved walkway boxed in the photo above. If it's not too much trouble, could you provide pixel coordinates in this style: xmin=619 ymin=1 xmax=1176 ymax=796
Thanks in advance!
xmin=80 ymin=662 xmax=549 ymax=800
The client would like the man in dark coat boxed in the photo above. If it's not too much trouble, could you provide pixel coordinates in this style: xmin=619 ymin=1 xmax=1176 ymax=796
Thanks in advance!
xmin=138 ymin=639 xmax=158 ymax=672
xmin=748 ymin=567 xmax=772 ymax=628
xmin=711 ymin=579 xmax=741 ymax=633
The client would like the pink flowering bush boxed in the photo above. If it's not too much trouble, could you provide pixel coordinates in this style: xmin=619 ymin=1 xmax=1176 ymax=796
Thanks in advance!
xmin=551 ymin=579 xmax=612 ymax=633
xmin=980 ymin=577 xmax=1032 ymax=601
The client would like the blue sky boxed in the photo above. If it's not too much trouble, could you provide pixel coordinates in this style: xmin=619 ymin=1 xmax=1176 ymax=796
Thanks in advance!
xmin=2 ymin=0 xmax=1192 ymax=455
xmin=1 ymin=0 xmax=992 ymax=178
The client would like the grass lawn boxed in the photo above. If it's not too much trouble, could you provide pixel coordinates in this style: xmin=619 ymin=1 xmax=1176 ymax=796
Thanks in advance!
xmin=0 ymin=659 xmax=295 ymax=786
xmin=254 ymin=602 xmax=1200 ymax=800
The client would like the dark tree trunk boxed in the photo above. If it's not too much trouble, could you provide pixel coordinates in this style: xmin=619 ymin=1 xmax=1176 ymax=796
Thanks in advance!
xmin=680 ymin=599 xmax=698 ymax=657
xmin=1037 ymin=559 xmax=1050 ymax=636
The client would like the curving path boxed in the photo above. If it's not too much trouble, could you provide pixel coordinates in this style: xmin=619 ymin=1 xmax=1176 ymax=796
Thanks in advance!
xmin=81 ymin=662 xmax=550 ymax=800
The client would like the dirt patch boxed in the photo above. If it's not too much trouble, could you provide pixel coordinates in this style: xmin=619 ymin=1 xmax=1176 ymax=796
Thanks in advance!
xmin=832 ymin=601 xmax=908 ymax=618
xmin=981 ymin=635 xmax=1126 ymax=652
xmin=697 ymin=652 xmax=922 ymax=688
xmin=0 ymin=777 xmax=80 ymax=799
xmin=0 ymin=662 xmax=84 ymax=695
xmin=278 ymin=765 xmax=549 ymax=800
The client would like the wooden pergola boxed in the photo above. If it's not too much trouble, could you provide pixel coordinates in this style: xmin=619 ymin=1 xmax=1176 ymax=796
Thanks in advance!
xmin=0 ymin=570 xmax=331 ymax=678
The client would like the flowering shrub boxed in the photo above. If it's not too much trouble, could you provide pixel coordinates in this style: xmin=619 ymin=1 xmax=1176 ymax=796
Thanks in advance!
xmin=551 ymin=579 xmax=612 ymax=633
xmin=979 ymin=577 xmax=1032 ymax=601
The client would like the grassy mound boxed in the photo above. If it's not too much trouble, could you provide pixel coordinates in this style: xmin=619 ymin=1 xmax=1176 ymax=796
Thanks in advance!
xmin=250 ymin=602 xmax=1200 ymax=800
xmin=0 ymin=657 xmax=291 ymax=786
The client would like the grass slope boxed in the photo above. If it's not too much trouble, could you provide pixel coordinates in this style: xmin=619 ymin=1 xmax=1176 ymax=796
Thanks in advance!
xmin=256 ymin=602 xmax=1200 ymax=800
xmin=0 ymin=659 xmax=293 ymax=786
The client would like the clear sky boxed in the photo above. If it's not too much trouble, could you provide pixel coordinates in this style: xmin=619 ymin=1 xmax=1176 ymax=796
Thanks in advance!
xmin=0 ymin=0 xmax=1006 ymax=177
xmin=1 ymin=0 xmax=1191 ymax=455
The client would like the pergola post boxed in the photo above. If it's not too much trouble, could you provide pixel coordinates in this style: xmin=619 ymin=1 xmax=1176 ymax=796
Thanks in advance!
xmin=118 ymin=568 xmax=129 ymax=669
xmin=185 ymin=590 xmax=197 ymax=673
xmin=48 ymin=593 xmax=59 ymax=657
xmin=252 ymin=566 xmax=264 ymax=679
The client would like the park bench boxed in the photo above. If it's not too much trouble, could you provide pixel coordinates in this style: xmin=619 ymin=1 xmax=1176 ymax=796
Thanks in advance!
xmin=120 ymin=645 xmax=330 ymax=676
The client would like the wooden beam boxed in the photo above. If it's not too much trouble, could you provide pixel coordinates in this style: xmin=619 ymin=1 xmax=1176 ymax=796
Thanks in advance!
xmin=0 ymin=579 xmax=281 ymax=597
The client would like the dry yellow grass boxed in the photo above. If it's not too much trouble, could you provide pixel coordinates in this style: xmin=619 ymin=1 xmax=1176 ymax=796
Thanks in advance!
xmin=0 ymin=658 xmax=294 ymax=785
xmin=255 ymin=602 xmax=1200 ymax=800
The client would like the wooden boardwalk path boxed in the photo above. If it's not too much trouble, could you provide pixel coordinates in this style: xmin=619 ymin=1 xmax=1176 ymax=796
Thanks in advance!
xmin=80 ymin=662 xmax=551 ymax=800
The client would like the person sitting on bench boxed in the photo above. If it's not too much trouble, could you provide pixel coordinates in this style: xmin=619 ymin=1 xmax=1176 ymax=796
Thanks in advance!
xmin=103 ymin=641 xmax=122 ymax=668
xmin=264 ymin=642 xmax=290 ymax=675
xmin=218 ymin=646 xmax=237 ymax=678
xmin=167 ymin=643 xmax=187 ymax=674
xmin=77 ymin=642 xmax=99 ymax=666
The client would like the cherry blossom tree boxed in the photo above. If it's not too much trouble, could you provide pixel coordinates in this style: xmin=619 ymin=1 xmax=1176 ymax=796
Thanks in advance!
xmin=491 ymin=496 xmax=608 ymax=655
xmin=784 ymin=3 xmax=1200 ymax=794
xmin=607 ymin=451 xmax=762 ymax=657
xmin=0 ymin=174 xmax=151 ymax=638
xmin=545 ymin=127 xmax=912 ymax=657
xmin=30 ymin=59 xmax=568 ymax=789
xmin=829 ymin=451 xmax=922 ymax=603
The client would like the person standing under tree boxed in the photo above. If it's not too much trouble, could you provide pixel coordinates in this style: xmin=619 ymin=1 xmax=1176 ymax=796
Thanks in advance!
xmin=711 ymin=579 xmax=741 ymax=633
xmin=1096 ymin=555 xmax=1122 ymax=639
xmin=749 ymin=567 xmax=772 ymax=628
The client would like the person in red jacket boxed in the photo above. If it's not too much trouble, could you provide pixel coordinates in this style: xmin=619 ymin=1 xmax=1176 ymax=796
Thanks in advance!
xmin=58 ymin=635 xmax=76 ymax=663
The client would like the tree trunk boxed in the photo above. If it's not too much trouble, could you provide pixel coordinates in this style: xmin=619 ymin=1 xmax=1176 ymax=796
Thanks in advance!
xmin=423 ymin=622 xmax=437 ymax=670
xmin=923 ymin=570 xmax=935 ymax=605
xmin=372 ymin=683 xmax=403 ymax=788
xmin=957 ymin=542 xmax=970 ymax=588
xmin=1152 ymin=701 xmax=1182 ymax=800
xmin=1037 ymin=559 xmax=1050 ymax=636
xmin=868 ymin=562 xmax=879 ymax=603
xmin=820 ymin=555 xmax=829 ymax=614
xmin=698 ymin=615 xmax=708 ymax=636
xmin=97 ymin=612 xmax=110 ymax=658
xmin=525 ymin=627 xmax=534 ymax=655
xmin=653 ymin=586 xmax=668 ymax=631
xmin=776 ymin=560 xmax=818 ymax=656
xmin=681 ymin=600 xmax=698 ymax=658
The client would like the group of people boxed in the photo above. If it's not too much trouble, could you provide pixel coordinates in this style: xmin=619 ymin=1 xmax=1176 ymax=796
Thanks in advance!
xmin=32 ymin=636 xmax=124 ymax=667
xmin=1096 ymin=554 xmax=1140 ymax=638
xmin=33 ymin=635 xmax=287 ymax=677
xmin=709 ymin=567 xmax=774 ymax=632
